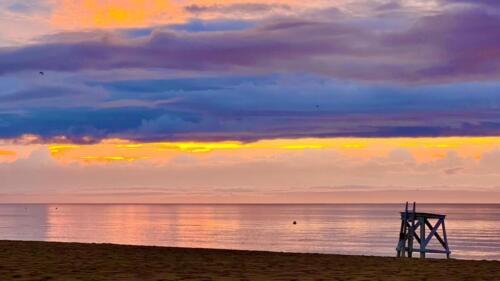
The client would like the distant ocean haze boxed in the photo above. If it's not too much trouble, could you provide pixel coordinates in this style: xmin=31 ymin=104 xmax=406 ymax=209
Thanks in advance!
xmin=0 ymin=204 xmax=499 ymax=260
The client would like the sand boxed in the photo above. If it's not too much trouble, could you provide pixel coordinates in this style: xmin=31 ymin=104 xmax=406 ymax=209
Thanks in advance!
xmin=0 ymin=240 xmax=499 ymax=281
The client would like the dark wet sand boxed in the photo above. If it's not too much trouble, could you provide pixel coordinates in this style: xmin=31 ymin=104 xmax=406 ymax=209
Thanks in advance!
xmin=0 ymin=240 xmax=499 ymax=281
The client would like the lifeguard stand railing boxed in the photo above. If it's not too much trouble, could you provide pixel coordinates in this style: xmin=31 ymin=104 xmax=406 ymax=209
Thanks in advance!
xmin=396 ymin=202 xmax=451 ymax=259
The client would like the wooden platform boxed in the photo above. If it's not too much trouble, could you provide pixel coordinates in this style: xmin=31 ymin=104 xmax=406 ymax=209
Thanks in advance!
xmin=396 ymin=203 xmax=451 ymax=259
xmin=400 ymin=212 xmax=446 ymax=219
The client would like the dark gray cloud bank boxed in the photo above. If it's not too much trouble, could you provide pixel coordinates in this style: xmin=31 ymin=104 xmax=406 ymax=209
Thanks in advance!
xmin=0 ymin=2 xmax=499 ymax=143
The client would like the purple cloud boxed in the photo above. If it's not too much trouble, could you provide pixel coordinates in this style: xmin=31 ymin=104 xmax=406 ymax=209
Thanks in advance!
xmin=385 ymin=8 xmax=500 ymax=82
xmin=0 ymin=6 xmax=498 ymax=83
xmin=185 ymin=3 xmax=290 ymax=14
xmin=1 ymin=71 xmax=500 ymax=143
xmin=0 ymin=3 xmax=499 ymax=143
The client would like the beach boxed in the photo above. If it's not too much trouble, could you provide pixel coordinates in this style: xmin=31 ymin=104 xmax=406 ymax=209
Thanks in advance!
xmin=1 ymin=241 xmax=499 ymax=281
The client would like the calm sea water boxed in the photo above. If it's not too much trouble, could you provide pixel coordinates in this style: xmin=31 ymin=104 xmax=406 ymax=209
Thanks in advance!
xmin=0 ymin=204 xmax=499 ymax=260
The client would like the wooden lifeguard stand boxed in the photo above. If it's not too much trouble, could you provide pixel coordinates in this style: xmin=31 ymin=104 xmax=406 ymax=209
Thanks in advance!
xmin=396 ymin=202 xmax=451 ymax=259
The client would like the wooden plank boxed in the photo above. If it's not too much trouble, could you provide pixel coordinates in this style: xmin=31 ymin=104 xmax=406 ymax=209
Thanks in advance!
xmin=408 ymin=226 xmax=414 ymax=257
xmin=397 ymin=219 xmax=405 ymax=257
xmin=401 ymin=247 xmax=450 ymax=254
xmin=442 ymin=219 xmax=451 ymax=259
xmin=423 ymin=249 xmax=451 ymax=254
xmin=424 ymin=219 xmax=446 ymax=248
xmin=414 ymin=221 xmax=421 ymax=231
xmin=419 ymin=217 xmax=426 ymax=258
xmin=408 ymin=202 xmax=416 ymax=258
xmin=402 ymin=216 xmax=408 ymax=257
xmin=405 ymin=222 xmax=421 ymax=244
xmin=400 ymin=212 xmax=446 ymax=219
xmin=398 ymin=216 xmax=407 ymax=256
xmin=424 ymin=218 xmax=443 ymax=246
xmin=406 ymin=221 xmax=420 ymax=232
xmin=396 ymin=220 xmax=406 ymax=257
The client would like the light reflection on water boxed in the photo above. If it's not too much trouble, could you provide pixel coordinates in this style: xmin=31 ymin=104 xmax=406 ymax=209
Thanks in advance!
xmin=0 ymin=204 xmax=499 ymax=260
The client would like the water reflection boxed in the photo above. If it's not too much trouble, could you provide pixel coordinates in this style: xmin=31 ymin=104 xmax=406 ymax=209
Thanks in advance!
xmin=0 ymin=204 xmax=50 ymax=241
xmin=0 ymin=204 xmax=499 ymax=260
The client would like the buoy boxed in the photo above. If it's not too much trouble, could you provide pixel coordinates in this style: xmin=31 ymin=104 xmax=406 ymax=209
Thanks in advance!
xmin=293 ymin=221 xmax=297 ymax=225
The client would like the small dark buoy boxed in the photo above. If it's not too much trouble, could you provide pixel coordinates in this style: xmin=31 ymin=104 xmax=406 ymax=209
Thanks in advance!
xmin=39 ymin=71 xmax=44 ymax=75
xmin=293 ymin=221 xmax=297 ymax=225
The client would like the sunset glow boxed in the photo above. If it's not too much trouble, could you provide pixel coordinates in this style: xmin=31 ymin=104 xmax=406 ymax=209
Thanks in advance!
xmin=52 ymin=0 xmax=185 ymax=29
xmin=1 ymin=0 xmax=500 ymax=203
xmin=36 ymin=137 xmax=500 ymax=164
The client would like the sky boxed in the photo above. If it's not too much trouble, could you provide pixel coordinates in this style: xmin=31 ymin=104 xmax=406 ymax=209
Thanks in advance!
xmin=0 ymin=0 xmax=500 ymax=203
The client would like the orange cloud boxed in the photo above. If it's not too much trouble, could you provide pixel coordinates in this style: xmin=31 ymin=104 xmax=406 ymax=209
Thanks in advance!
xmin=0 ymin=143 xmax=41 ymax=163
xmin=0 ymin=149 xmax=16 ymax=157
xmin=49 ymin=0 xmax=320 ymax=30
xmin=42 ymin=137 xmax=500 ymax=164
xmin=5 ymin=137 xmax=499 ymax=165
xmin=51 ymin=0 xmax=186 ymax=29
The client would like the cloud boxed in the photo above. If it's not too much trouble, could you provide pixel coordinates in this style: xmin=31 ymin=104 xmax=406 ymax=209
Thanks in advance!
xmin=384 ymin=8 xmax=500 ymax=82
xmin=6 ymin=1 xmax=52 ymax=15
xmin=443 ymin=167 xmax=464 ymax=175
xmin=168 ymin=20 xmax=256 ymax=33
xmin=0 ymin=6 xmax=499 ymax=83
xmin=2 ymin=143 xmax=500 ymax=203
xmin=0 ymin=2 xmax=499 ymax=142
xmin=1 ymin=72 xmax=500 ymax=142
xmin=442 ymin=0 xmax=500 ymax=9
xmin=0 ymin=86 xmax=83 ymax=102
xmin=184 ymin=3 xmax=291 ymax=15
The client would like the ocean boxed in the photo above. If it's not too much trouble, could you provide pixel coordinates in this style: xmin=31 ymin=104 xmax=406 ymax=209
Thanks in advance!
xmin=0 ymin=204 xmax=498 ymax=260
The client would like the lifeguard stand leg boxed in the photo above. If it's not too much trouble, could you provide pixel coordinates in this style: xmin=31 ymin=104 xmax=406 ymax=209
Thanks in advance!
xmin=419 ymin=217 xmax=426 ymax=259
xmin=442 ymin=219 xmax=450 ymax=259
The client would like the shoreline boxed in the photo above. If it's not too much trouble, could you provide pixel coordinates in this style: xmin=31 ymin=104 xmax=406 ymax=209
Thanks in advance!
xmin=1 ymin=240 xmax=500 ymax=280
